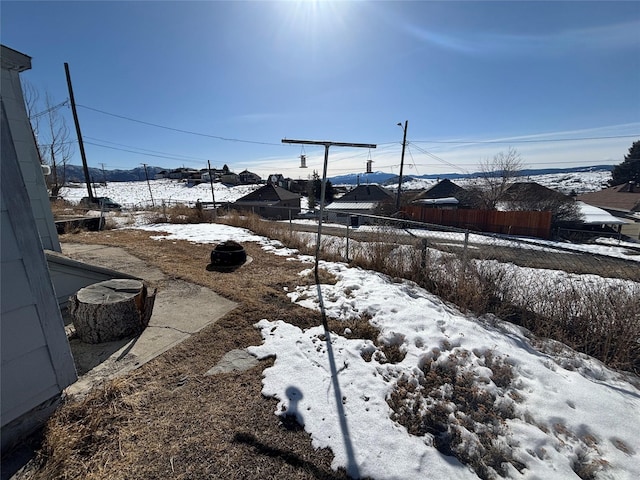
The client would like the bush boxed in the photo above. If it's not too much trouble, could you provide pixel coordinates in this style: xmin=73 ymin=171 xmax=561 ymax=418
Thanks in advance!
xmin=388 ymin=348 xmax=525 ymax=480
xmin=230 ymin=217 xmax=640 ymax=373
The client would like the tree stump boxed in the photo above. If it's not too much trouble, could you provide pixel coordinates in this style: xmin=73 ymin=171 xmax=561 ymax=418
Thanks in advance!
xmin=69 ymin=279 xmax=157 ymax=344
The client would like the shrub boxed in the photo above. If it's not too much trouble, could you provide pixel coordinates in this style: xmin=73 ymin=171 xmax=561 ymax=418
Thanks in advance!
xmin=388 ymin=349 xmax=524 ymax=480
xmin=216 ymin=215 xmax=640 ymax=372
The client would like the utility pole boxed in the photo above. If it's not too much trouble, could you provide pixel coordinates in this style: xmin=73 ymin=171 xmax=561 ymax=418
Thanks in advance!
xmin=100 ymin=163 xmax=107 ymax=184
xmin=396 ymin=120 xmax=408 ymax=211
xmin=283 ymin=139 xmax=375 ymax=480
xmin=282 ymin=139 xmax=376 ymax=284
xmin=142 ymin=163 xmax=155 ymax=207
xmin=207 ymin=160 xmax=217 ymax=220
xmin=64 ymin=62 xmax=93 ymax=201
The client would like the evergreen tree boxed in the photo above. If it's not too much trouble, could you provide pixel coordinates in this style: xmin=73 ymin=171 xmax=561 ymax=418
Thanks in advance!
xmin=307 ymin=175 xmax=316 ymax=210
xmin=310 ymin=170 xmax=335 ymax=204
xmin=610 ymin=140 xmax=640 ymax=186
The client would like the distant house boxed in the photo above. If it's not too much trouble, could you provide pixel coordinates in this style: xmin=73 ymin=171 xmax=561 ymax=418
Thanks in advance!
xmin=411 ymin=179 xmax=481 ymax=209
xmin=577 ymin=182 xmax=640 ymax=220
xmin=577 ymin=182 xmax=640 ymax=239
xmin=200 ymin=167 xmax=226 ymax=183
xmin=402 ymin=180 xmax=556 ymax=238
xmin=168 ymin=168 xmax=199 ymax=180
xmin=233 ymin=183 xmax=301 ymax=219
xmin=238 ymin=169 xmax=261 ymax=185
xmin=325 ymin=184 xmax=394 ymax=224
xmin=267 ymin=173 xmax=288 ymax=188
xmin=500 ymin=182 xmax=569 ymax=205
xmin=289 ymin=179 xmax=308 ymax=194
xmin=221 ymin=172 xmax=240 ymax=185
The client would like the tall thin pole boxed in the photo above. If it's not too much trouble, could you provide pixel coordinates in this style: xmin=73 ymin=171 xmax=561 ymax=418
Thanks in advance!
xmin=142 ymin=163 xmax=155 ymax=207
xmin=64 ymin=62 xmax=93 ymax=201
xmin=282 ymin=139 xmax=376 ymax=282
xmin=315 ymin=144 xmax=331 ymax=281
xmin=282 ymin=138 xmax=375 ymax=480
xmin=100 ymin=163 xmax=107 ymax=184
xmin=207 ymin=160 xmax=217 ymax=220
xmin=396 ymin=120 xmax=408 ymax=211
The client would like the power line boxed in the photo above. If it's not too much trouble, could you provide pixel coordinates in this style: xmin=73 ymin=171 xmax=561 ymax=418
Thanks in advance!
xmin=84 ymin=135 xmax=211 ymax=162
xmin=409 ymin=142 xmax=469 ymax=174
xmin=83 ymin=140 xmax=203 ymax=164
xmin=411 ymin=134 xmax=639 ymax=145
xmin=76 ymin=104 xmax=283 ymax=146
xmin=32 ymin=99 xmax=69 ymax=119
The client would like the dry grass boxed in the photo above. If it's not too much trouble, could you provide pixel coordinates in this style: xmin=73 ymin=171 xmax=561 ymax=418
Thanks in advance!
xmin=387 ymin=348 xmax=524 ymax=480
xmin=19 ymin=229 xmax=355 ymax=480
xmin=34 ymin=215 xmax=637 ymax=478
xmin=143 ymin=202 xmax=217 ymax=224
xmin=215 ymin=216 xmax=639 ymax=373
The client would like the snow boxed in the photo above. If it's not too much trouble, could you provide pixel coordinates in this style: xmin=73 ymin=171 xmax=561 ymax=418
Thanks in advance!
xmin=578 ymin=201 xmax=628 ymax=225
xmin=60 ymin=167 xmax=611 ymax=209
xmin=60 ymin=179 xmax=263 ymax=208
xmin=401 ymin=170 xmax=611 ymax=196
xmin=130 ymin=221 xmax=640 ymax=480
xmin=277 ymin=221 xmax=640 ymax=262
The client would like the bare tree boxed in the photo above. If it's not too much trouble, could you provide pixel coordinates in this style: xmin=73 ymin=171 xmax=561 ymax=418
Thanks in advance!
xmin=502 ymin=188 xmax=583 ymax=229
xmin=23 ymin=81 xmax=73 ymax=197
xmin=469 ymin=147 xmax=523 ymax=209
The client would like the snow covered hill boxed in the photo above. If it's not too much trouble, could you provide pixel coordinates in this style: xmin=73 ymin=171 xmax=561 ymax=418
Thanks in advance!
xmin=60 ymin=169 xmax=612 ymax=208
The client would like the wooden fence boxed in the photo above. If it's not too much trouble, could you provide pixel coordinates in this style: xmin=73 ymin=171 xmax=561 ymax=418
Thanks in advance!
xmin=401 ymin=206 xmax=552 ymax=239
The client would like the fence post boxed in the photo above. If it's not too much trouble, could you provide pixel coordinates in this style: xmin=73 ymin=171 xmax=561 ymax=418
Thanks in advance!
xmin=346 ymin=223 xmax=350 ymax=262
xmin=421 ymin=238 xmax=428 ymax=269
xmin=463 ymin=229 xmax=470 ymax=269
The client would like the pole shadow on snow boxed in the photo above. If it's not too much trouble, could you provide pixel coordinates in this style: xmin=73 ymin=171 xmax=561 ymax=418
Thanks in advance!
xmin=315 ymin=279 xmax=361 ymax=479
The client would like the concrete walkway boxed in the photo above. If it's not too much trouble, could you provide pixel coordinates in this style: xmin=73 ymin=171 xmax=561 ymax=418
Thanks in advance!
xmin=60 ymin=243 xmax=239 ymax=395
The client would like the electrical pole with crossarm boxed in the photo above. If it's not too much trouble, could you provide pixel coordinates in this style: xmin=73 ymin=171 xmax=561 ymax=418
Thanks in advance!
xmin=396 ymin=120 xmax=408 ymax=211
xmin=282 ymin=138 xmax=375 ymax=480
xmin=281 ymin=139 xmax=376 ymax=282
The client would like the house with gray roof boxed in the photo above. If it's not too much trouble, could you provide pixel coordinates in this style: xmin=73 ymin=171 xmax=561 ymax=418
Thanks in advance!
xmin=233 ymin=183 xmax=300 ymax=219
xmin=411 ymin=179 xmax=481 ymax=209
xmin=325 ymin=184 xmax=394 ymax=224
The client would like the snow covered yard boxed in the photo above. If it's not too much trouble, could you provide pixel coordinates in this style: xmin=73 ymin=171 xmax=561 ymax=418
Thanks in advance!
xmin=134 ymin=222 xmax=640 ymax=480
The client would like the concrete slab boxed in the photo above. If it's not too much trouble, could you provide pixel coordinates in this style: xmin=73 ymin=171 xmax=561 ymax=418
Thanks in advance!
xmin=59 ymin=243 xmax=237 ymax=395
xmin=205 ymin=349 xmax=259 ymax=375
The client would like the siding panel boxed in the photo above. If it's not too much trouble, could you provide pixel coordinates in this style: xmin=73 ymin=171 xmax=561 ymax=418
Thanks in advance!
xmin=1 ymin=94 xmax=77 ymax=431
xmin=1 ymin=304 xmax=47 ymax=362
xmin=0 ymin=259 xmax=34 ymax=314
xmin=1 ymin=346 xmax=60 ymax=427
xmin=0 ymin=210 xmax=20 ymax=261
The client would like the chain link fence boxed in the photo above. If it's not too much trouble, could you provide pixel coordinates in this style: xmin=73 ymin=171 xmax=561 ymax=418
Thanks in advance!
xmin=225 ymin=206 xmax=639 ymax=371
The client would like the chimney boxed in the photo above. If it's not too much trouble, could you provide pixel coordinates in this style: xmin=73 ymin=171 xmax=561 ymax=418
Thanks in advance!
xmin=628 ymin=181 xmax=636 ymax=193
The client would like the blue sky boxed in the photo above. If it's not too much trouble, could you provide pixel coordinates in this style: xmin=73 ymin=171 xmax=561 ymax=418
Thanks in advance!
xmin=2 ymin=1 xmax=639 ymax=179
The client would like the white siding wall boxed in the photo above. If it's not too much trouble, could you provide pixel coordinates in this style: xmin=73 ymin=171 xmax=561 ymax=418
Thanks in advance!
xmin=1 ymin=48 xmax=76 ymax=449
xmin=0 ymin=48 xmax=61 ymax=252
xmin=0 ymin=132 xmax=76 ymax=434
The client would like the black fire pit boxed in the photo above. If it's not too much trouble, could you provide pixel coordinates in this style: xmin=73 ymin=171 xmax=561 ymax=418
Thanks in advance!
xmin=208 ymin=240 xmax=247 ymax=271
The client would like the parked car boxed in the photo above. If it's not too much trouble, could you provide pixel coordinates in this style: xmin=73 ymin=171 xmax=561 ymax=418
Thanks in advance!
xmin=79 ymin=196 xmax=122 ymax=211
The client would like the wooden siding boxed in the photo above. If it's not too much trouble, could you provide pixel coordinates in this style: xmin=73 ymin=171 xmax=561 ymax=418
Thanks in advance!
xmin=402 ymin=206 xmax=552 ymax=239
